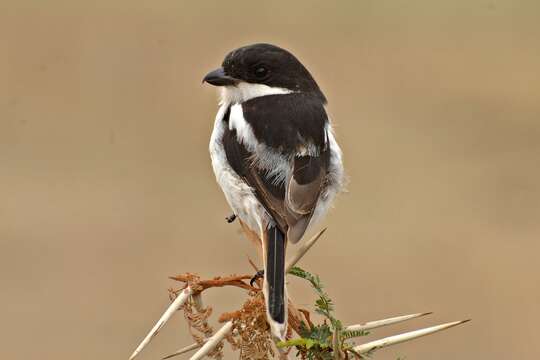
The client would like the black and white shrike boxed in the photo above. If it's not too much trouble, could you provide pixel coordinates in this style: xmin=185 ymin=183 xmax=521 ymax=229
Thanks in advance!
xmin=203 ymin=43 xmax=344 ymax=340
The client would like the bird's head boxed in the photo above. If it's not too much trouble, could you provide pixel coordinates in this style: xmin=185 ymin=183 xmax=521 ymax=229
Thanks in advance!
xmin=203 ymin=43 xmax=326 ymax=103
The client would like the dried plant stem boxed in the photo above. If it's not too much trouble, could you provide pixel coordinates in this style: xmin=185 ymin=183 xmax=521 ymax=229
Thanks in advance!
xmin=192 ymin=293 xmax=205 ymax=310
xmin=170 ymin=274 xmax=257 ymax=293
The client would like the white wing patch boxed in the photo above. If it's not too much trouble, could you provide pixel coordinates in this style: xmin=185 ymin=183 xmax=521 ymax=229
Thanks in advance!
xmin=228 ymin=104 xmax=291 ymax=185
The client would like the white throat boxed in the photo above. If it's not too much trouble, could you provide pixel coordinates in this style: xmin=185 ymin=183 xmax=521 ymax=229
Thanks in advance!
xmin=220 ymin=82 xmax=293 ymax=105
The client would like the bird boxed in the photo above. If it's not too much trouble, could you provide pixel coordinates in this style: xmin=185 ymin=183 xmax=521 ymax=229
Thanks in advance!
xmin=203 ymin=43 xmax=344 ymax=340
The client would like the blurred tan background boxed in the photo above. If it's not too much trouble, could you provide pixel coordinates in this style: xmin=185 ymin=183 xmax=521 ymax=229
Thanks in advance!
xmin=1 ymin=1 xmax=539 ymax=359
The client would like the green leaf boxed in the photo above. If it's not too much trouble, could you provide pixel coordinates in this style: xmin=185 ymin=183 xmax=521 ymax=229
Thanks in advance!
xmin=276 ymin=338 xmax=307 ymax=348
xmin=341 ymin=329 xmax=369 ymax=340
xmin=288 ymin=266 xmax=308 ymax=278
xmin=305 ymin=339 xmax=316 ymax=349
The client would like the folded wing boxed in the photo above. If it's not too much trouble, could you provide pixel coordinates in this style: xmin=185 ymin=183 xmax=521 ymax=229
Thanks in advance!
xmin=222 ymin=94 xmax=330 ymax=242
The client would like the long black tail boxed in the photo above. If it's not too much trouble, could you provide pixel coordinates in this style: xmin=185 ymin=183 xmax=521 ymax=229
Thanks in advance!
xmin=265 ymin=225 xmax=286 ymax=328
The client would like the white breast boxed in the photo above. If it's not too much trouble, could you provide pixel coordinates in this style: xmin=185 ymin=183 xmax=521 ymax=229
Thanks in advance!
xmin=209 ymin=104 xmax=270 ymax=233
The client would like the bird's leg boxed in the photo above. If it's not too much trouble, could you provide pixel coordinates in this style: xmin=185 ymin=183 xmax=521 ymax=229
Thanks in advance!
xmin=225 ymin=213 xmax=237 ymax=223
xmin=250 ymin=270 xmax=264 ymax=287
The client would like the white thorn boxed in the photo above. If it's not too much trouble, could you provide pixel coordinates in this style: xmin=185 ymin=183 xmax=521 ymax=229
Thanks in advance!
xmin=345 ymin=312 xmax=432 ymax=332
xmin=161 ymin=294 xmax=208 ymax=359
xmin=189 ymin=321 xmax=233 ymax=360
xmin=162 ymin=342 xmax=202 ymax=359
xmin=129 ymin=287 xmax=193 ymax=360
xmin=353 ymin=319 xmax=470 ymax=354
xmin=285 ymin=228 xmax=326 ymax=272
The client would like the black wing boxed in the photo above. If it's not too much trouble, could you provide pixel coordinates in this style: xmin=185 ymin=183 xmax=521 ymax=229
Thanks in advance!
xmin=222 ymin=94 xmax=330 ymax=243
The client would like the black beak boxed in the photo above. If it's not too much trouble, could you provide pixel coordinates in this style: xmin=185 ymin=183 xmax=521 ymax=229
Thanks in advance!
xmin=202 ymin=67 xmax=238 ymax=86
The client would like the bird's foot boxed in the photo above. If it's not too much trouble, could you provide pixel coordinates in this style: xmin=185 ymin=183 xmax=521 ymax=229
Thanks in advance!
xmin=250 ymin=270 xmax=264 ymax=287
xmin=225 ymin=213 xmax=237 ymax=223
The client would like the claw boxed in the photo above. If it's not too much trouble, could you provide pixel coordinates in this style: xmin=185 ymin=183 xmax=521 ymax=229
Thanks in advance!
xmin=353 ymin=319 xmax=470 ymax=354
xmin=225 ymin=214 xmax=236 ymax=223
xmin=250 ymin=270 xmax=264 ymax=287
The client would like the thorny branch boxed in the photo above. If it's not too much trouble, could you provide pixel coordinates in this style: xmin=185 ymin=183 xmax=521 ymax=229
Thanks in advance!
xmin=129 ymin=229 xmax=469 ymax=360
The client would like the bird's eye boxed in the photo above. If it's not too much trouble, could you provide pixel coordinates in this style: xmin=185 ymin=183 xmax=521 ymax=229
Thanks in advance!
xmin=254 ymin=66 xmax=269 ymax=78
